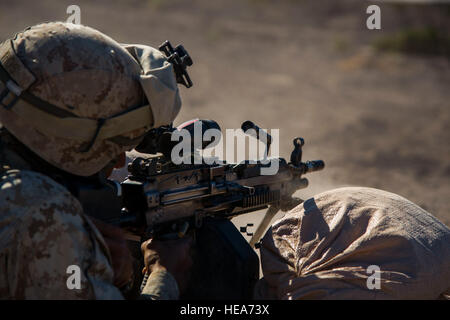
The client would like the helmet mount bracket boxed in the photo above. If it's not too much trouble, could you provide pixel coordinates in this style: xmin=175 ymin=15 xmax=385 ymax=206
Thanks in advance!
xmin=159 ymin=40 xmax=193 ymax=88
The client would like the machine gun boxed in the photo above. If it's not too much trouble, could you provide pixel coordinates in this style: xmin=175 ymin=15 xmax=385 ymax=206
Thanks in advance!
xmin=110 ymin=118 xmax=324 ymax=299
xmin=78 ymin=41 xmax=324 ymax=299
xmin=118 ymin=119 xmax=324 ymax=245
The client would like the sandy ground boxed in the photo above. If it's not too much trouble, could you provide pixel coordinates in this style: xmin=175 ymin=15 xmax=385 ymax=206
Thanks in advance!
xmin=1 ymin=0 xmax=449 ymax=244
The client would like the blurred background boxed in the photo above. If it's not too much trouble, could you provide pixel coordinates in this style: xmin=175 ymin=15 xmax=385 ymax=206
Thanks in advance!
xmin=0 ymin=0 xmax=449 ymax=229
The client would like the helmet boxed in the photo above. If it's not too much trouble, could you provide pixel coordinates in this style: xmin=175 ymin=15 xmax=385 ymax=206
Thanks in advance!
xmin=0 ymin=22 xmax=181 ymax=176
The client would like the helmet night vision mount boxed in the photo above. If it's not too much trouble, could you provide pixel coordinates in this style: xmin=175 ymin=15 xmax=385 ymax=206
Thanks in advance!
xmin=159 ymin=40 xmax=194 ymax=88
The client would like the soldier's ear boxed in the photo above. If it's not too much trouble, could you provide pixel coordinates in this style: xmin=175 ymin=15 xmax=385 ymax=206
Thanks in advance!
xmin=103 ymin=153 xmax=126 ymax=178
xmin=114 ymin=152 xmax=126 ymax=169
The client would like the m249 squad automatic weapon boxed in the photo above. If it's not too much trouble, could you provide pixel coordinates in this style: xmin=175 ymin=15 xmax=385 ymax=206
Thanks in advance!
xmin=112 ymin=117 xmax=323 ymax=299
xmin=80 ymin=41 xmax=324 ymax=299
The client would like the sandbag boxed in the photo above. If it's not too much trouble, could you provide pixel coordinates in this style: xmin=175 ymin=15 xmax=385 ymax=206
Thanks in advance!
xmin=259 ymin=187 xmax=450 ymax=299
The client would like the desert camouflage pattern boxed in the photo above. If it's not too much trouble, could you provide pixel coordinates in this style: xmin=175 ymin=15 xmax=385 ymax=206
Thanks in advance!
xmin=0 ymin=22 xmax=147 ymax=176
xmin=122 ymin=43 xmax=182 ymax=129
xmin=0 ymin=142 xmax=180 ymax=299
xmin=0 ymin=21 xmax=183 ymax=298
xmin=141 ymin=270 xmax=180 ymax=300
xmin=0 ymin=167 xmax=124 ymax=299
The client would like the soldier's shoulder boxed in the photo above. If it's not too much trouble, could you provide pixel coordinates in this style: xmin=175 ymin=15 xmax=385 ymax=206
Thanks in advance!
xmin=0 ymin=168 xmax=120 ymax=299
xmin=0 ymin=168 xmax=83 ymax=221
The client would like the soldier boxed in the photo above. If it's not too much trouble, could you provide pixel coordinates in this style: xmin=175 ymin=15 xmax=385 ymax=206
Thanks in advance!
xmin=0 ymin=22 xmax=190 ymax=299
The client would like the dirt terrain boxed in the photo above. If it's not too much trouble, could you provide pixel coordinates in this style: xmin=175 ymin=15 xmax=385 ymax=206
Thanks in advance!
xmin=1 ymin=0 xmax=449 ymax=236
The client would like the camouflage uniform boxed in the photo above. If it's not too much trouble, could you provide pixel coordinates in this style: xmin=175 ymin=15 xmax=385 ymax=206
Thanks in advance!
xmin=0 ymin=138 xmax=179 ymax=299
xmin=141 ymin=271 xmax=179 ymax=300
xmin=0 ymin=169 xmax=122 ymax=299
xmin=0 ymin=22 xmax=182 ymax=299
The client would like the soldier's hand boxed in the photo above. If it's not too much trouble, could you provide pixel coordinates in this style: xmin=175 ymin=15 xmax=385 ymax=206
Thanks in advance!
xmin=141 ymin=237 xmax=193 ymax=293
xmin=90 ymin=218 xmax=134 ymax=289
